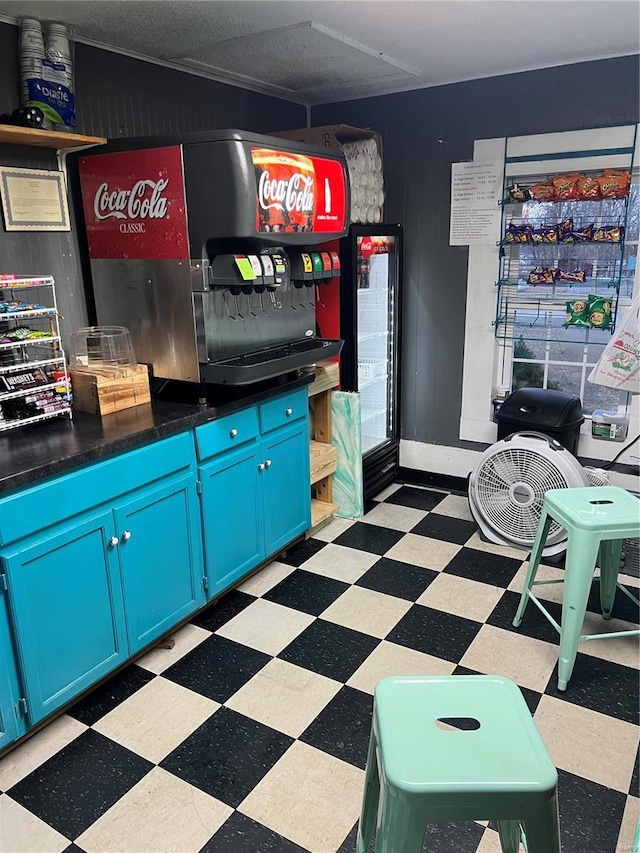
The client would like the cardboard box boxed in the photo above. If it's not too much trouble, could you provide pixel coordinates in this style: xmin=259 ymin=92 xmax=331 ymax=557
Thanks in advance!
xmin=272 ymin=124 xmax=383 ymax=161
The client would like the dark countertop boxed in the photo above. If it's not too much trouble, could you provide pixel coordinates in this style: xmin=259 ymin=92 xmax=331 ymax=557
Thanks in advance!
xmin=0 ymin=372 xmax=313 ymax=496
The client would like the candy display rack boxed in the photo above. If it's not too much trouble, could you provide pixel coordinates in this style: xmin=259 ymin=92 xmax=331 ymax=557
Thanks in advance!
xmin=0 ymin=276 xmax=72 ymax=432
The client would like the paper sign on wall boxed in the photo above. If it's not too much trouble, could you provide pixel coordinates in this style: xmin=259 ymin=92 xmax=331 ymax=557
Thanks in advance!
xmin=449 ymin=161 xmax=503 ymax=246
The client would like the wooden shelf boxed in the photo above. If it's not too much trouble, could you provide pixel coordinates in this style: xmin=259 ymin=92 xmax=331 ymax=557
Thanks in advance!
xmin=0 ymin=125 xmax=106 ymax=149
xmin=307 ymin=361 xmax=340 ymax=537
xmin=308 ymin=360 xmax=340 ymax=397
xmin=310 ymin=440 xmax=337 ymax=485
xmin=310 ymin=499 xmax=339 ymax=531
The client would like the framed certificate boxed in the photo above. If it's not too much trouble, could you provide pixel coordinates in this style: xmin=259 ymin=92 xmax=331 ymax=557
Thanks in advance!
xmin=0 ymin=167 xmax=70 ymax=231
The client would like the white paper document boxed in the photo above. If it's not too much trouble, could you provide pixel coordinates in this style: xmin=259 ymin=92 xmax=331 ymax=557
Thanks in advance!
xmin=450 ymin=161 xmax=503 ymax=246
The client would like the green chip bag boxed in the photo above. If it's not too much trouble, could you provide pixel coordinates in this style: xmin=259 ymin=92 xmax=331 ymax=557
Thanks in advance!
xmin=564 ymin=298 xmax=589 ymax=328
xmin=587 ymin=294 xmax=613 ymax=330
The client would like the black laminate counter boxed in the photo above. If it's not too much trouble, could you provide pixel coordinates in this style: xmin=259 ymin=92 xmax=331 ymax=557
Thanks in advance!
xmin=0 ymin=372 xmax=313 ymax=496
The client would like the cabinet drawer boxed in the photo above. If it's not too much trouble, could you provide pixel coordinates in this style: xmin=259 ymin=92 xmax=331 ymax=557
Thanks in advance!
xmin=195 ymin=407 xmax=259 ymax=461
xmin=259 ymin=388 xmax=307 ymax=434
xmin=0 ymin=432 xmax=195 ymax=547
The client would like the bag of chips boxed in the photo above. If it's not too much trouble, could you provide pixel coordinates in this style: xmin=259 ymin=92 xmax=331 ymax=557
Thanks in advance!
xmin=598 ymin=170 xmax=631 ymax=199
xmin=561 ymin=224 xmax=593 ymax=243
xmin=577 ymin=175 xmax=600 ymax=199
xmin=530 ymin=225 xmax=558 ymax=244
xmin=552 ymin=173 xmax=580 ymax=200
xmin=556 ymin=269 xmax=587 ymax=284
xmin=593 ymin=225 xmax=624 ymax=243
xmin=529 ymin=181 xmax=555 ymax=201
xmin=507 ymin=184 xmax=530 ymax=203
xmin=587 ymin=295 xmax=613 ymax=330
xmin=564 ymin=299 xmax=589 ymax=328
xmin=528 ymin=267 xmax=556 ymax=285
xmin=505 ymin=224 xmax=531 ymax=243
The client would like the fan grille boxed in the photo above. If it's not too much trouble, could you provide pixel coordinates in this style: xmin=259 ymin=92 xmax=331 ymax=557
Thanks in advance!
xmin=474 ymin=447 xmax=566 ymax=546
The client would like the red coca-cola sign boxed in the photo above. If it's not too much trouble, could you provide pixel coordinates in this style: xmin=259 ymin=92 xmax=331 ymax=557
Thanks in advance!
xmin=252 ymin=147 xmax=346 ymax=234
xmin=78 ymin=146 xmax=189 ymax=260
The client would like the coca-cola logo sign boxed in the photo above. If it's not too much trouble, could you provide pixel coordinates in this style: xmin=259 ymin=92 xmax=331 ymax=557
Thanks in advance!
xmin=93 ymin=179 xmax=170 ymax=221
xmin=359 ymin=237 xmax=373 ymax=259
xmin=257 ymin=170 xmax=314 ymax=215
xmin=252 ymin=147 xmax=347 ymax=235
xmin=78 ymin=146 xmax=189 ymax=259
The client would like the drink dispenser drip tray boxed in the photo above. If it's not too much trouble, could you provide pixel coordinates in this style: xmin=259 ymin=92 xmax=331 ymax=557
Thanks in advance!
xmin=201 ymin=338 xmax=343 ymax=385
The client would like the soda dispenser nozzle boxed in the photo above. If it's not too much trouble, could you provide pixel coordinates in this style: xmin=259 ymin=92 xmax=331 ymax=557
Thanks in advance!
xmin=266 ymin=252 xmax=286 ymax=309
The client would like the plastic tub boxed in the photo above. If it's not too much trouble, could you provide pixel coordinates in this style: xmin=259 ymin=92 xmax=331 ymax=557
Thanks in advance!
xmin=591 ymin=410 xmax=629 ymax=441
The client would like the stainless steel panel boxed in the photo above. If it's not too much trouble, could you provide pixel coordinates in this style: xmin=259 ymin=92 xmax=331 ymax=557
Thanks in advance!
xmin=201 ymin=279 xmax=316 ymax=362
xmin=90 ymin=259 xmax=199 ymax=381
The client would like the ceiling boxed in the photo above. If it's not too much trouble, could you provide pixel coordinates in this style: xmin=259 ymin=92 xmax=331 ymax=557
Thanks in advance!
xmin=0 ymin=0 xmax=638 ymax=105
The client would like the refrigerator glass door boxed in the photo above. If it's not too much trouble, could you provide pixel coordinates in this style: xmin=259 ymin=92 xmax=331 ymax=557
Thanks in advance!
xmin=356 ymin=234 xmax=397 ymax=455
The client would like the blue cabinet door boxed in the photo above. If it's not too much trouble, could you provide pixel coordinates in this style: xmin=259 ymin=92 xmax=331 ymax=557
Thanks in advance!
xmin=114 ymin=475 xmax=205 ymax=654
xmin=0 ymin=589 xmax=24 ymax=749
xmin=2 ymin=511 xmax=128 ymax=725
xmin=261 ymin=421 xmax=311 ymax=557
xmin=200 ymin=443 xmax=265 ymax=597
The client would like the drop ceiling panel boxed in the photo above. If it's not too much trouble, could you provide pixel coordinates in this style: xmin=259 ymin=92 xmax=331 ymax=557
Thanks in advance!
xmin=180 ymin=22 xmax=415 ymax=93
xmin=0 ymin=0 xmax=637 ymax=104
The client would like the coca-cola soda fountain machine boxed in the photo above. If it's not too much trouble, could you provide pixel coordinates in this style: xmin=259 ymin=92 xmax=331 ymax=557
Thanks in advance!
xmin=76 ymin=130 xmax=348 ymax=386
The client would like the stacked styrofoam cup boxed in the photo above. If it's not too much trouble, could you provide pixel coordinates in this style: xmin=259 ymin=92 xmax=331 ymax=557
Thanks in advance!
xmin=19 ymin=18 xmax=45 ymax=110
xmin=341 ymin=138 xmax=384 ymax=224
xmin=46 ymin=22 xmax=72 ymax=82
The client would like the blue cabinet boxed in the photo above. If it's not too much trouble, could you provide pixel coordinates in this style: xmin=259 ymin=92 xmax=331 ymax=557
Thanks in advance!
xmin=200 ymin=444 xmax=265 ymax=597
xmin=198 ymin=390 xmax=311 ymax=597
xmin=0 ymin=388 xmax=311 ymax=750
xmin=115 ymin=475 xmax=205 ymax=654
xmin=0 ymin=589 xmax=24 ymax=748
xmin=262 ymin=421 xmax=311 ymax=555
xmin=1 ymin=511 xmax=128 ymax=724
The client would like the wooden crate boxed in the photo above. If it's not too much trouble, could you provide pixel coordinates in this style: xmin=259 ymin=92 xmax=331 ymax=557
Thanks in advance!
xmin=71 ymin=364 xmax=150 ymax=416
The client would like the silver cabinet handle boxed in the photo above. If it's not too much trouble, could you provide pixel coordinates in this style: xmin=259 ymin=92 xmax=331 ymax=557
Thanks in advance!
xmin=109 ymin=536 xmax=119 ymax=547
xmin=122 ymin=530 xmax=132 ymax=541
xmin=285 ymin=407 xmax=293 ymax=416
xmin=229 ymin=428 xmax=238 ymax=438
xmin=265 ymin=459 xmax=272 ymax=467
xmin=258 ymin=462 xmax=266 ymax=471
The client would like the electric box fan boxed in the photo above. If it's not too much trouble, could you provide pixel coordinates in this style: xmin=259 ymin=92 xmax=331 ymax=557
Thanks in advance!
xmin=468 ymin=431 xmax=590 ymax=557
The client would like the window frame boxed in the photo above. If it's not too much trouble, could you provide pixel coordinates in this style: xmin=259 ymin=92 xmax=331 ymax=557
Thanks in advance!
xmin=459 ymin=125 xmax=639 ymax=462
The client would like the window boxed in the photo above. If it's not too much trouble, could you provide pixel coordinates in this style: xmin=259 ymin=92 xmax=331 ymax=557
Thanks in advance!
xmin=497 ymin=170 xmax=638 ymax=416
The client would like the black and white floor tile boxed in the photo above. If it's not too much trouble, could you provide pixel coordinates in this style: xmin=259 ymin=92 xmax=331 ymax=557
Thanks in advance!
xmin=1 ymin=482 xmax=638 ymax=853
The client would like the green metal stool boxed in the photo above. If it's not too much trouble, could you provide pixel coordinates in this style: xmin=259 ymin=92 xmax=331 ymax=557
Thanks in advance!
xmin=357 ymin=675 xmax=560 ymax=853
xmin=513 ymin=486 xmax=640 ymax=691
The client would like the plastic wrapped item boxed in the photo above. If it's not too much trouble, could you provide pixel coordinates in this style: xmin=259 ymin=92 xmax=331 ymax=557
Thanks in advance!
xmin=564 ymin=299 xmax=589 ymax=328
xmin=20 ymin=18 xmax=76 ymax=130
xmin=591 ymin=410 xmax=629 ymax=441
xmin=588 ymin=295 xmax=640 ymax=391
xmin=69 ymin=326 xmax=137 ymax=372
xmin=586 ymin=295 xmax=613 ymax=330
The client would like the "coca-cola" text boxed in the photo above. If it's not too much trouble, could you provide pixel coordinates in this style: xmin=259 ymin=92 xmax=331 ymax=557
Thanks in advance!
xmin=93 ymin=179 xmax=169 ymax=221
xmin=258 ymin=170 xmax=314 ymax=214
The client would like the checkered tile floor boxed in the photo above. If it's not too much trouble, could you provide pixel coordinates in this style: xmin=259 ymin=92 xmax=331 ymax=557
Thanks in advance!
xmin=1 ymin=483 xmax=638 ymax=853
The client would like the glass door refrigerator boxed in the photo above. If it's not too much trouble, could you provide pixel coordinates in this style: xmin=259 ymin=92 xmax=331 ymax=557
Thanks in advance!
xmin=339 ymin=224 xmax=403 ymax=502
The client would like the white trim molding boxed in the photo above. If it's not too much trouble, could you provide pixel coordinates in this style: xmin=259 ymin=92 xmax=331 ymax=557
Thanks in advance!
xmin=400 ymin=440 xmax=480 ymax=479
